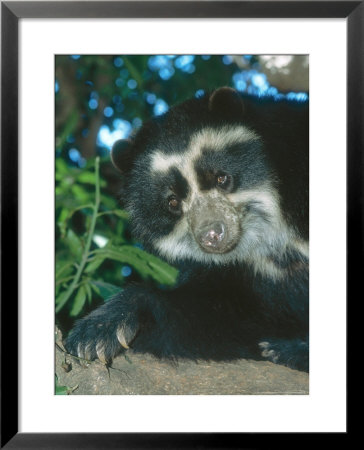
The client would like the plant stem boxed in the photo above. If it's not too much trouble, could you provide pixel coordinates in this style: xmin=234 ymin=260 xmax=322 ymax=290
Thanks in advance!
xmin=56 ymin=157 xmax=101 ymax=313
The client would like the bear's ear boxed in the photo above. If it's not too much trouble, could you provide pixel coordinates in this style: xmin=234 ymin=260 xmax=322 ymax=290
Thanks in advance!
xmin=111 ymin=139 xmax=134 ymax=173
xmin=208 ymin=87 xmax=245 ymax=118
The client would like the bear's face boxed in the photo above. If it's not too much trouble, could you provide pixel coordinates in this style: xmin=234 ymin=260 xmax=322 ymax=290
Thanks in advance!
xmin=111 ymin=88 xmax=306 ymax=277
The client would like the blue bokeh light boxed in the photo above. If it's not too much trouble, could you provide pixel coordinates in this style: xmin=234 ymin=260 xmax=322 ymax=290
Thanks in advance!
xmin=127 ymin=79 xmax=137 ymax=89
xmin=148 ymin=55 xmax=171 ymax=71
xmin=286 ymin=92 xmax=308 ymax=102
xmin=153 ymin=99 xmax=169 ymax=116
xmin=175 ymin=55 xmax=194 ymax=68
xmin=68 ymin=148 xmax=80 ymax=162
xmin=148 ymin=55 xmax=177 ymax=81
xmin=113 ymin=118 xmax=132 ymax=136
xmin=296 ymin=92 xmax=308 ymax=101
xmin=68 ymin=148 xmax=86 ymax=168
xmin=174 ymin=55 xmax=195 ymax=73
xmin=267 ymin=86 xmax=278 ymax=96
xmin=146 ymin=93 xmax=157 ymax=105
xmin=159 ymin=67 xmax=175 ymax=80
xmin=114 ymin=57 xmax=124 ymax=68
xmin=195 ymin=89 xmax=205 ymax=98
xmin=232 ymin=72 xmax=247 ymax=92
xmin=231 ymin=68 xmax=309 ymax=102
xmin=55 ymin=80 xmax=59 ymax=93
xmin=97 ymin=124 xmax=129 ymax=150
xmin=235 ymin=80 xmax=247 ymax=92
xmin=88 ymin=99 xmax=98 ymax=110
xmin=91 ymin=55 xmax=308 ymax=162
xmin=103 ymin=106 xmax=114 ymax=118
xmin=121 ymin=265 xmax=132 ymax=277
xmin=186 ymin=64 xmax=195 ymax=74
xmin=251 ymin=73 xmax=267 ymax=88
xmin=222 ymin=55 xmax=233 ymax=65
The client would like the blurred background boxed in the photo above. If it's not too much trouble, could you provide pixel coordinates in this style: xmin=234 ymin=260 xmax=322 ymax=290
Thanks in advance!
xmin=55 ymin=54 xmax=309 ymax=331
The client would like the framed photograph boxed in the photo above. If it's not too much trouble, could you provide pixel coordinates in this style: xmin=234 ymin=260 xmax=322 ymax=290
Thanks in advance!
xmin=2 ymin=0 xmax=358 ymax=446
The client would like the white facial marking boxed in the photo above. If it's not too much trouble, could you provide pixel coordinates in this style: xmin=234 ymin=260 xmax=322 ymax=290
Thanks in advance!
xmin=150 ymin=126 xmax=308 ymax=280
xmin=292 ymin=239 xmax=309 ymax=259
xmin=150 ymin=125 xmax=259 ymax=209
xmin=227 ymin=185 xmax=281 ymax=218
xmin=151 ymin=152 xmax=183 ymax=173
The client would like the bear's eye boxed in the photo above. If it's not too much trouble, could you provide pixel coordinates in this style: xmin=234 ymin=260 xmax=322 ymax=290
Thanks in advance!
xmin=168 ymin=195 xmax=180 ymax=212
xmin=216 ymin=173 xmax=232 ymax=189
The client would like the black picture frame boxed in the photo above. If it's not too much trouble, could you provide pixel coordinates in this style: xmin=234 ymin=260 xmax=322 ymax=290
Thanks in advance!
xmin=1 ymin=1 xmax=359 ymax=447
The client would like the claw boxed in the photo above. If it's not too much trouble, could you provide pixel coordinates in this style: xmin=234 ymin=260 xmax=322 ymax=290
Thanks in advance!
xmin=116 ymin=326 xmax=130 ymax=349
xmin=259 ymin=342 xmax=280 ymax=363
xmin=77 ymin=343 xmax=90 ymax=367
xmin=96 ymin=341 xmax=107 ymax=364
xmin=84 ymin=343 xmax=92 ymax=361
xmin=262 ymin=349 xmax=275 ymax=358
xmin=77 ymin=343 xmax=84 ymax=359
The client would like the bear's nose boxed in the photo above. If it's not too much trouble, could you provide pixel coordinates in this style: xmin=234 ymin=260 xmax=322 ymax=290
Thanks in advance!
xmin=198 ymin=222 xmax=226 ymax=251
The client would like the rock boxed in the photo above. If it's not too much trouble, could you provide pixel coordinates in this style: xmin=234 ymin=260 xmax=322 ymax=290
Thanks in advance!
xmin=55 ymin=332 xmax=308 ymax=395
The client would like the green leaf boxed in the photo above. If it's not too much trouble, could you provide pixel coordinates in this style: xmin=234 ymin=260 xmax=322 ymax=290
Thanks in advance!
xmin=77 ymin=171 xmax=107 ymax=187
xmin=100 ymin=194 xmax=117 ymax=209
xmin=70 ymin=285 xmax=87 ymax=316
xmin=71 ymin=184 xmax=91 ymax=203
xmin=57 ymin=207 xmax=70 ymax=225
xmin=55 ymin=375 xmax=78 ymax=395
xmin=56 ymin=262 xmax=74 ymax=283
xmin=92 ymin=245 xmax=179 ymax=286
xmin=90 ymin=282 xmax=101 ymax=296
xmin=55 ymin=158 xmax=69 ymax=175
xmin=110 ymin=209 xmax=129 ymax=220
xmin=84 ymin=256 xmax=105 ymax=273
xmin=57 ymin=208 xmax=71 ymax=236
xmin=84 ymin=282 xmax=93 ymax=304
xmin=56 ymin=289 xmax=70 ymax=307
xmin=97 ymin=209 xmax=129 ymax=221
xmin=65 ymin=229 xmax=83 ymax=259
xmin=146 ymin=259 xmax=179 ymax=286
xmin=90 ymin=281 xmax=120 ymax=301
xmin=55 ymin=384 xmax=69 ymax=395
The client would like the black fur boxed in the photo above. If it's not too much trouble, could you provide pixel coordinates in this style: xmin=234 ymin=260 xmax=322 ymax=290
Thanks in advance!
xmin=65 ymin=88 xmax=309 ymax=372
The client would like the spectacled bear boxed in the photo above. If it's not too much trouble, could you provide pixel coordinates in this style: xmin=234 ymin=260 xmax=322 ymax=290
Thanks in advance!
xmin=65 ymin=87 xmax=309 ymax=372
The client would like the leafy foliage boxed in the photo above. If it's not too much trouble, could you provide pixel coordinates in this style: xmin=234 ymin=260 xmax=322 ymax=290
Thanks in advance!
xmin=56 ymin=156 xmax=178 ymax=322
